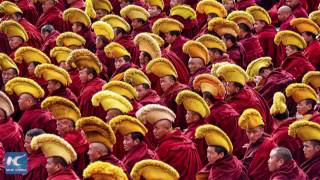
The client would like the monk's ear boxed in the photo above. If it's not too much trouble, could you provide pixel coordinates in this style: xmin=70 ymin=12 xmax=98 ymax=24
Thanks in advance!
xmin=315 ymin=145 xmax=320 ymax=152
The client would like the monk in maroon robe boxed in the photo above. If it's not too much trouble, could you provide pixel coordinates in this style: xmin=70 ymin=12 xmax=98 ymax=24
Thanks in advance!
xmin=300 ymin=141 xmax=320 ymax=179
xmin=188 ymin=66 xmax=209 ymax=88
xmin=49 ymin=86 xmax=78 ymax=105
xmin=0 ymin=116 xmax=25 ymax=152
xmin=127 ymin=99 xmax=143 ymax=117
xmin=239 ymin=32 xmax=264 ymax=67
xmin=165 ymin=33 xmax=189 ymax=65
xmin=67 ymin=68 xmax=81 ymax=96
xmin=236 ymin=0 xmax=255 ymax=10
xmin=279 ymin=9 xmax=295 ymax=31
xmin=47 ymin=166 xmax=80 ymax=180
xmin=303 ymin=34 xmax=320 ymax=70
xmin=111 ymin=62 xmax=137 ymax=81
xmin=171 ymin=15 xmax=199 ymax=39
xmin=149 ymin=12 xmax=166 ymax=28
xmin=286 ymin=0 xmax=308 ymax=18
xmin=138 ymin=89 xmax=161 ymax=105
xmin=66 ymin=0 xmax=85 ymax=9
xmin=224 ymin=35 xmax=247 ymax=69
xmin=17 ymin=18 xmax=43 ymax=49
xmin=13 ymin=0 xmax=39 ymax=24
xmin=0 ymin=32 xmax=10 ymax=54
xmin=41 ymin=25 xmax=60 ymax=57
xmin=36 ymin=0 xmax=64 ymax=33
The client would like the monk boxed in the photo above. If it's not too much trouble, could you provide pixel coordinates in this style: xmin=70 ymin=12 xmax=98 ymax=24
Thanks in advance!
xmin=111 ymin=55 xmax=137 ymax=81
xmin=58 ymin=61 xmax=81 ymax=97
xmin=46 ymin=157 xmax=80 ymax=180
xmin=95 ymin=35 xmax=112 ymax=79
xmin=13 ymin=0 xmax=39 ymax=24
xmin=41 ymin=25 xmax=60 ymax=57
xmin=0 ymin=143 xmax=4 ymax=180
xmin=222 ymin=34 xmax=247 ymax=69
xmin=170 ymin=12 xmax=199 ymax=39
xmin=36 ymin=0 xmax=64 ymax=33
xmin=278 ymin=6 xmax=295 ymax=31
xmin=300 ymin=140 xmax=320 ymax=179
xmin=46 ymin=79 xmax=78 ymax=104
xmin=135 ymin=83 xmax=161 ymax=105
xmin=302 ymin=32 xmax=320 ymax=70
xmin=0 ymin=32 xmax=10 ymax=54
xmin=285 ymin=0 xmax=308 ymax=18
xmin=147 ymin=2 xmax=167 ymax=27
xmin=236 ymin=0 xmax=255 ymax=10
xmin=69 ymin=20 xmax=96 ymax=53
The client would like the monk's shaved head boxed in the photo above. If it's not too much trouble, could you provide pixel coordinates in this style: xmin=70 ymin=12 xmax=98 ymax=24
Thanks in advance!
xmin=153 ymin=119 xmax=173 ymax=140
xmin=271 ymin=147 xmax=293 ymax=161
xmin=277 ymin=6 xmax=292 ymax=22
xmin=278 ymin=6 xmax=292 ymax=14
xmin=90 ymin=142 xmax=109 ymax=154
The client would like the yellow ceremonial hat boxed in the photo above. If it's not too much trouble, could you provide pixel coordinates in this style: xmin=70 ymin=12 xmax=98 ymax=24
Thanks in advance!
xmin=92 ymin=90 xmax=133 ymax=113
xmin=0 ymin=53 xmax=19 ymax=74
xmin=170 ymin=5 xmax=196 ymax=20
xmin=208 ymin=17 xmax=240 ymax=37
xmin=227 ymin=10 xmax=255 ymax=28
xmin=131 ymin=160 xmax=179 ymax=180
xmin=246 ymin=57 xmax=272 ymax=78
xmin=50 ymin=47 xmax=72 ymax=64
xmin=196 ymin=34 xmax=226 ymax=53
xmin=290 ymin=18 xmax=320 ymax=35
xmin=0 ymin=20 xmax=28 ymax=42
xmin=101 ymin=14 xmax=131 ymax=32
xmin=63 ymin=8 xmax=91 ymax=27
xmin=134 ymin=33 xmax=161 ymax=59
xmin=176 ymin=90 xmax=210 ymax=118
xmin=196 ymin=0 xmax=227 ymax=18
xmin=246 ymin=5 xmax=271 ymax=25
xmin=0 ymin=91 xmax=14 ymax=117
xmin=274 ymin=30 xmax=307 ymax=49
xmin=83 ymin=161 xmax=128 ymax=180
xmin=76 ymin=116 xmax=116 ymax=149
xmin=92 ymin=21 xmax=114 ymax=41
xmin=5 ymin=77 xmax=44 ymax=99
xmin=41 ymin=96 xmax=81 ymax=123
xmin=193 ymin=74 xmax=226 ymax=100
xmin=239 ymin=108 xmax=264 ymax=129
xmin=183 ymin=40 xmax=209 ymax=65
xmin=289 ymin=120 xmax=320 ymax=141
xmin=120 ymin=5 xmax=150 ymax=21
xmin=85 ymin=0 xmax=97 ymax=19
xmin=31 ymin=134 xmax=77 ymax=164
xmin=109 ymin=115 xmax=148 ymax=136
xmin=102 ymin=81 xmax=138 ymax=100
xmin=14 ymin=46 xmax=51 ymax=64
xmin=152 ymin=18 xmax=184 ymax=34
xmin=0 ymin=1 xmax=22 ymax=15
xmin=92 ymin=0 xmax=113 ymax=12
xmin=146 ymin=57 xmax=178 ymax=78
xmin=34 ymin=64 xmax=72 ymax=86
xmin=270 ymin=92 xmax=287 ymax=116
xmin=211 ymin=62 xmax=231 ymax=77
xmin=104 ymin=42 xmax=131 ymax=59
xmin=67 ymin=49 xmax=102 ymax=74
xmin=146 ymin=33 xmax=165 ymax=47
xmin=136 ymin=104 xmax=176 ymax=125
xmin=124 ymin=68 xmax=151 ymax=87
xmin=302 ymin=71 xmax=320 ymax=89
xmin=309 ymin=10 xmax=320 ymax=27
xmin=195 ymin=124 xmax=233 ymax=153
xmin=56 ymin=32 xmax=86 ymax=47
xmin=216 ymin=64 xmax=248 ymax=85
xmin=285 ymin=83 xmax=318 ymax=103
xmin=146 ymin=0 xmax=164 ymax=10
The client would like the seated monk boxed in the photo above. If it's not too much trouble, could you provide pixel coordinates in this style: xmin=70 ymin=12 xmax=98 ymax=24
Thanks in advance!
xmin=278 ymin=6 xmax=295 ymax=31
xmin=268 ymin=147 xmax=307 ymax=180
xmin=302 ymin=71 xmax=320 ymax=113
xmin=0 ymin=143 xmax=4 ymax=179
xmin=83 ymin=161 xmax=127 ymax=179
xmin=136 ymin=104 xmax=202 ymax=180
xmin=30 ymin=134 xmax=80 ymax=180
xmin=65 ymin=0 xmax=85 ymax=9
xmin=285 ymin=0 xmax=308 ymax=18
xmin=5 ymin=77 xmax=56 ymax=134
xmin=147 ymin=0 xmax=167 ymax=27
xmin=195 ymin=124 xmax=249 ymax=180
xmin=236 ymin=0 xmax=255 ymax=10
xmin=41 ymin=25 xmax=60 ymax=57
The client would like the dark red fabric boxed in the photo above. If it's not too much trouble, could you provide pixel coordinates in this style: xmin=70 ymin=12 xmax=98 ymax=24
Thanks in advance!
xmin=306 ymin=0 xmax=320 ymax=12
xmin=127 ymin=100 xmax=143 ymax=117
xmin=227 ymin=43 xmax=247 ymax=69
xmin=0 ymin=32 xmax=10 ymax=54
xmin=291 ymin=3 xmax=308 ymax=18
xmin=0 ymin=118 xmax=25 ymax=152
xmin=99 ymin=154 xmax=127 ymax=170
xmin=171 ymin=15 xmax=199 ymax=39
xmin=141 ymin=66 xmax=163 ymax=95
xmin=36 ymin=6 xmax=64 ymax=33
xmin=96 ymin=47 xmax=114 ymax=78
xmin=169 ymin=35 xmax=189 ymax=65
xmin=47 ymin=167 xmax=80 ymax=180
xmin=41 ymin=30 xmax=60 ymax=57
xmin=19 ymin=18 xmax=43 ymax=49
xmin=15 ymin=0 xmax=39 ymax=24
xmin=155 ymin=129 xmax=202 ymax=180
xmin=50 ymin=87 xmax=78 ymax=104
xmin=138 ymin=89 xmax=161 ymax=105
xmin=149 ymin=12 xmax=167 ymax=28
xmin=78 ymin=29 xmax=96 ymax=52
xmin=303 ymin=40 xmax=320 ymax=70
xmin=110 ymin=63 xmax=137 ymax=81
xmin=211 ymin=54 xmax=235 ymax=64
xmin=68 ymin=69 xmax=81 ymax=96
xmin=112 ymin=131 xmax=125 ymax=160
xmin=310 ymin=112 xmax=320 ymax=124
xmin=143 ymin=122 xmax=157 ymax=150
xmin=67 ymin=0 xmax=85 ymax=9
xmin=188 ymin=66 xmax=210 ymax=88
xmin=269 ymin=160 xmax=307 ymax=180
xmin=23 ymin=150 xmax=47 ymax=180
xmin=280 ymin=15 xmax=295 ymax=31
xmin=239 ymin=33 xmax=264 ymax=67
xmin=236 ymin=0 xmax=255 ymax=10
xmin=0 ymin=143 xmax=3 ymax=169
xmin=301 ymin=155 xmax=320 ymax=180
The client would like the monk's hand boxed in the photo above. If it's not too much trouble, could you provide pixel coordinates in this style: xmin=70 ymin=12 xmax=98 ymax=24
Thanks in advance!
xmin=242 ymin=143 xmax=249 ymax=149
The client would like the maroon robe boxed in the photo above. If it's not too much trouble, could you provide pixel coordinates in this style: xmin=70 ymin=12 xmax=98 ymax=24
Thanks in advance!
xmin=19 ymin=18 xmax=43 ymax=49
xmin=211 ymin=54 xmax=235 ymax=64
xmin=227 ymin=43 xmax=247 ymax=69
xmin=301 ymin=155 xmax=320 ymax=180
xmin=41 ymin=30 xmax=60 ymax=58
xmin=96 ymin=47 xmax=113 ymax=78
xmin=98 ymin=154 xmax=127 ymax=171
xmin=236 ymin=0 xmax=255 ymax=10
xmin=112 ymin=131 xmax=125 ymax=160
xmin=303 ymin=40 xmax=320 ymax=70
xmin=169 ymin=35 xmax=189 ymax=65
xmin=18 ymin=103 xmax=57 ymax=134
xmin=68 ymin=69 xmax=81 ymax=96
xmin=0 ymin=143 xmax=4 ymax=180
xmin=156 ymin=129 xmax=202 ymax=180
xmin=138 ymin=89 xmax=161 ymax=105
xmin=291 ymin=3 xmax=308 ymax=18
xmin=280 ymin=15 xmax=295 ymax=31
xmin=23 ymin=150 xmax=47 ymax=180
xmin=143 ymin=122 xmax=157 ymax=150
xmin=188 ymin=66 xmax=210 ymax=88
xmin=50 ymin=87 xmax=78 ymax=104
xmin=269 ymin=160 xmax=307 ymax=180
xmin=0 ymin=32 xmax=10 ymax=54
xmin=239 ymin=33 xmax=264 ymax=67
xmin=15 ymin=0 xmax=39 ymax=24
xmin=36 ymin=6 xmax=64 ymax=33
xmin=310 ymin=111 xmax=320 ymax=124
xmin=171 ymin=15 xmax=199 ymax=39
xmin=0 ymin=118 xmax=25 ymax=152
xmin=77 ymin=29 xmax=96 ymax=52
xmin=67 ymin=0 xmax=85 ymax=9
xmin=47 ymin=167 xmax=80 ymax=180
xmin=127 ymin=100 xmax=143 ymax=117
xmin=110 ymin=63 xmax=137 ymax=81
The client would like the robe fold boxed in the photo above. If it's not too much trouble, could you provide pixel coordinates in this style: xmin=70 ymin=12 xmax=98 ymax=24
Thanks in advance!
xmin=110 ymin=63 xmax=137 ymax=81
xmin=239 ymin=33 xmax=264 ymax=67
xmin=50 ymin=87 xmax=78 ymax=104
xmin=269 ymin=160 xmax=307 ymax=180
xmin=67 ymin=0 xmax=85 ymax=9
xmin=36 ymin=6 xmax=64 ymax=33
xmin=227 ymin=43 xmax=247 ymax=69
xmin=19 ymin=18 xmax=43 ymax=49
xmin=301 ymin=155 xmax=320 ymax=180
xmin=16 ymin=0 xmax=39 ymax=24
xmin=211 ymin=54 xmax=234 ymax=64
xmin=68 ymin=69 xmax=81 ymax=96
xmin=47 ymin=167 xmax=80 ymax=180
xmin=0 ymin=32 xmax=10 ymax=54
xmin=0 ymin=118 xmax=25 ymax=152
xmin=23 ymin=150 xmax=47 ymax=180
xmin=236 ymin=0 xmax=255 ymax=10
xmin=128 ymin=100 xmax=143 ymax=117
xmin=78 ymin=29 xmax=96 ymax=52
xmin=303 ymin=40 xmax=320 ymax=70
xmin=138 ymin=89 xmax=161 ymax=105
xmin=41 ymin=30 xmax=60 ymax=58
xmin=169 ymin=35 xmax=189 ymax=65
xmin=143 ymin=122 xmax=157 ymax=150
xmin=112 ymin=132 xmax=125 ymax=160
xmin=99 ymin=154 xmax=127 ymax=171
xmin=96 ymin=47 xmax=113 ymax=79
xmin=149 ymin=12 xmax=167 ymax=27
xmin=188 ymin=66 xmax=210 ymax=88
xmin=171 ymin=15 xmax=199 ymax=39
xmin=0 ymin=143 xmax=4 ymax=180
xmin=156 ymin=129 xmax=202 ymax=180
xmin=291 ymin=3 xmax=308 ymax=18
xmin=280 ymin=15 xmax=295 ymax=31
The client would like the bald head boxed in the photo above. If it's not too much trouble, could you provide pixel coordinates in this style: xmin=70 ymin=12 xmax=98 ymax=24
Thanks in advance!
xmin=271 ymin=147 xmax=293 ymax=161
xmin=90 ymin=142 xmax=108 ymax=154
xmin=18 ymin=93 xmax=37 ymax=111
xmin=278 ymin=6 xmax=292 ymax=22
xmin=153 ymin=119 xmax=173 ymax=140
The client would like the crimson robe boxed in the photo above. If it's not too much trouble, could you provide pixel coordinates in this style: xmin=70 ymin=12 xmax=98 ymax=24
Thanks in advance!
xmin=36 ymin=6 xmax=64 ymax=33
xmin=301 ymin=155 xmax=320 ymax=180
xmin=188 ymin=66 xmax=210 ymax=88
xmin=171 ymin=15 xmax=199 ymax=39
xmin=41 ymin=30 xmax=60 ymax=58
xmin=18 ymin=18 xmax=43 ymax=49
xmin=22 ymin=150 xmax=47 ymax=180
xmin=239 ymin=33 xmax=264 ymax=67
xmin=211 ymin=54 xmax=235 ymax=64
xmin=280 ymin=15 xmax=295 ymax=31
xmin=112 ymin=131 xmax=125 ymax=160
xmin=50 ymin=87 xmax=78 ymax=104
xmin=156 ymin=129 xmax=202 ymax=180
xmin=15 ymin=0 xmax=39 ymax=24
xmin=68 ymin=69 xmax=81 ymax=96
xmin=0 ymin=32 xmax=10 ymax=54
xmin=0 ymin=118 xmax=25 ymax=152
xmin=96 ymin=47 xmax=113 ymax=79
xmin=227 ymin=43 xmax=247 ymax=69
xmin=98 ymin=154 xmax=127 ymax=171
xmin=269 ymin=160 xmax=307 ymax=180
xmin=18 ymin=103 xmax=57 ymax=134
xmin=280 ymin=51 xmax=315 ymax=82
xmin=291 ymin=3 xmax=308 ymax=18
xmin=303 ymin=40 xmax=320 ymax=70
xmin=310 ymin=111 xmax=320 ymax=124
xmin=0 ymin=143 xmax=4 ymax=180
xmin=77 ymin=29 xmax=96 ymax=52
xmin=110 ymin=63 xmax=137 ymax=81
xmin=47 ymin=167 xmax=80 ymax=180
xmin=169 ymin=35 xmax=189 ymax=65
xmin=138 ymin=89 xmax=160 ymax=105
xmin=128 ymin=100 xmax=143 ymax=117
xmin=67 ymin=0 xmax=85 ymax=9
xmin=143 ymin=122 xmax=157 ymax=150
xmin=149 ymin=12 xmax=167 ymax=28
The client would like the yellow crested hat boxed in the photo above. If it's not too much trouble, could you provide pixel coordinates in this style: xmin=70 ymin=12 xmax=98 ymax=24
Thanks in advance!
xmin=302 ymin=71 xmax=320 ymax=89
xmin=136 ymin=104 xmax=176 ymax=125
xmin=92 ymin=21 xmax=114 ymax=41
xmin=211 ymin=62 xmax=231 ymax=76
xmin=41 ymin=96 xmax=81 ymax=123
xmin=0 ymin=20 xmax=28 ymax=42
xmin=85 ymin=0 xmax=97 ymax=19
xmin=309 ymin=10 xmax=320 ymax=27
xmin=56 ymin=32 xmax=86 ymax=47
xmin=131 ymin=160 xmax=179 ymax=180
xmin=5 ymin=77 xmax=44 ymax=99
xmin=216 ymin=64 xmax=248 ymax=85
xmin=14 ymin=46 xmax=50 ymax=64
xmin=83 ymin=161 xmax=128 ymax=180
xmin=196 ymin=0 xmax=227 ymax=18
xmin=102 ymin=81 xmax=138 ymax=100
xmin=289 ymin=120 xmax=320 ymax=141
xmin=134 ymin=33 xmax=161 ymax=59
xmin=76 ymin=116 xmax=116 ymax=149
xmin=147 ymin=32 xmax=165 ymax=47
xmin=290 ymin=18 xmax=320 ymax=35
xmin=34 ymin=64 xmax=72 ymax=86
xmin=274 ymin=30 xmax=307 ymax=49
xmin=146 ymin=57 xmax=178 ymax=78
xmin=285 ymin=83 xmax=318 ymax=103
xmin=50 ymin=47 xmax=72 ymax=64
xmin=195 ymin=124 xmax=233 ymax=153
xmin=120 ymin=5 xmax=150 ymax=21
xmin=170 ymin=5 xmax=196 ymax=20
xmin=124 ymin=68 xmax=151 ymax=87
xmin=0 ymin=91 xmax=14 ymax=117
xmin=92 ymin=90 xmax=133 ymax=113
xmin=104 ymin=42 xmax=131 ymax=59
xmin=183 ymin=40 xmax=209 ymax=65
xmin=152 ymin=18 xmax=184 ymax=34
xmin=239 ymin=108 xmax=264 ymax=129
xmin=227 ymin=10 xmax=255 ymax=28
xmin=0 ymin=1 xmax=22 ymax=15
xmin=270 ymin=92 xmax=287 ymax=116
xmin=246 ymin=5 xmax=271 ymax=25
xmin=146 ymin=0 xmax=164 ymax=10
xmin=0 ymin=53 xmax=19 ymax=73
xmin=109 ymin=115 xmax=148 ymax=136
xmin=91 ymin=0 xmax=113 ymax=12
xmin=208 ymin=17 xmax=240 ymax=37
xmin=31 ymin=134 xmax=77 ymax=164
xmin=196 ymin=34 xmax=226 ymax=52
xmin=63 ymin=8 xmax=91 ymax=27
xmin=246 ymin=57 xmax=272 ymax=78
xmin=101 ymin=14 xmax=131 ymax=32
xmin=176 ymin=90 xmax=210 ymax=118
xmin=193 ymin=74 xmax=226 ymax=100
xmin=67 ymin=49 xmax=102 ymax=74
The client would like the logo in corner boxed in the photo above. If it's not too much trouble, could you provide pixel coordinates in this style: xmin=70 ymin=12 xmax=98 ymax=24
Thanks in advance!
xmin=5 ymin=152 xmax=27 ymax=174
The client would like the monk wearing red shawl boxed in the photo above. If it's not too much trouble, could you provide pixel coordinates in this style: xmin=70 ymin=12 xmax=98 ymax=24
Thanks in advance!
xmin=66 ymin=0 xmax=85 ymax=10
xmin=286 ymin=0 xmax=308 ymax=18
xmin=36 ymin=0 xmax=64 ymax=33
xmin=170 ymin=7 xmax=199 ymax=39
xmin=147 ymin=2 xmax=167 ymax=28
xmin=223 ymin=35 xmax=247 ymax=69
xmin=12 ymin=0 xmax=39 ymax=24
xmin=278 ymin=7 xmax=295 ymax=31
xmin=0 ymin=32 xmax=10 ymax=54
xmin=40 ymin=25 xmax=60 ymax=57
xmin=0 ymin=143 xmax=4 ymax=180
xmin=236 ymin=0 xmax=255 ymax=10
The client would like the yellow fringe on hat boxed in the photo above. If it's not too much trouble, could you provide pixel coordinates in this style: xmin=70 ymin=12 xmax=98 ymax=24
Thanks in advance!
xmin=290 ymin=18 xmax=320 ymax=35
xmin=285 ymin=83 xmax=318 ymax=102
xmin=210 ymin=62 xmax=230 ymax=76
xmin=85 ymin=0 xmax=96 ymax=19
xmin=101 ymin=14 xmax=131 ymax=32
xmin=246 ymin=57 xmax=272 ymax=78
xmin=14 ymin=46 xmax=51 ymax=64
xmin=196 ymin=34 xmax=227 ymax=52
xmin=145 ymin=57 xmax=178 ymax=78
xmin=146 ymin=32 xmax=165 ymax=47
xmin=227 ymin=10 xmax=255 ymax=26
xmin=309 ymin=10 xmax=320 ymax=26
xmin=134 ymin=32 xmax=161 ymax=59
xmin=152 ymin=18 xmax=184 ymax=34
xmin=302 ymin=71 xmax=320 ymax=89
xmin=238 ymin=108 xmax=264 ymax=129
xmin=92 ymin=21 xmax=114 ymax=41
xmin=208 ymin=17 xmax=240 ymax=37
xmin=246 ymin=5 xmax=271 ymax=24
xmin=0 ymin=20 xmax=28 ymax=41
xmin=216 ymin=63 xmax=248 ymax=85
xmin=182 ymin=40 xmax=209 ymax=65
xmin=63 ymin=8 xmax=91 ymax=27
xmin=196 ymin=0 xmax=227 ymax=18
xmin=124 ymin=68 xmax=151 ymax=86
xmin=136 ymin=104 xmax=176 ymax=124
xmin=146 ymin=0 xmax=164 ymax=10
xmin=0 ymin=1 xmax=23 ymax=15
xmin=170 ymin=5 xmax=196 ymax=20
xmin=109 ymin=115 xmax=148 ymax=136
xmin=274 ymin=30 xmax=307 ymax=49
xmin=270 ymin=92 xmax=287 ymax=116
xmin=34 ymin=64 xmax=72 ymax=86
xmin=67 ymin=49 xmax=102 ymax=74
xmin=104 ymin=42 xmax=131 ymax=59
xmin=91 ymin=90 xmax=133 ymax=111
xmin=5 ymin=77 xmax=45 ymax=98
xmin=120 ymin=5 xmax=150 ymax=21
xmin=288 ymin=120 xmax=320 ymax=139
xmin=0 ymin=91 xmax=14 ymax=117
xmin=102 ymin=80 xmax=138 ymax=99
xmin=0 ymin=52 xmax=19 ymax=74
xmin=83 ymin=161 xmax=128 ymax=180
xmin=56 ymin=32 xmax=86 ymax=47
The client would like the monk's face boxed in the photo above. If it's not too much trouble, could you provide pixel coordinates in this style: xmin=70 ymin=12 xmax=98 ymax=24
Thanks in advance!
xmin=42 ymin=0 xmax=54 ymax=13
xmin=296 ymin=100 xmax=312 ymax=116
xmin=222 ymin=0 xmax=235 ymax=11
xmin=254 ymin=21 xmax=265 ymax=33
xmin=245 ymin=126 xmax=264 ymax=144
xmin=88 ymin=143 xmax=105 ymax=162
xmin=153 ymin=120 xmax=172 ymax=140
xmin=135 ymin=84 xmax=148 ymax=100
xmin=114 ymin=57 xmax=127 ymax=70
xmin=303 ymin=141 xmax=320 ymax=159
xmin=46 ymin=157 xmax=61 ymax=176
xmin=148 ymin=6 xmax=161 ymax=17
xmin=170 ymin=0 xmax=183 ymax=8
xmin=207 ymin=146 xmax=224 ymax=164
xmin=185 ymin=110 xmax=201 ymax=124
xmin=224 ymin=82 xmax=238 ymax=96
xmin=268 ymin=150 xmax=283 ymax=172
xmin=131 ymin=19 xmax=144 ymax=30
xmin=159 ymin=76 xmax=175 ymax=92
xmin=2 ymin=68 xmax=17 ymax=85
xmin=24 ymin=135 xmax=33 ymax=154
xmin=47 ymin=80 xmax=62 ymax=95
xmin=27 ymin=62 xmax=36 ymax=75
xmin=123 ymin=134 xmax=139 ymax=152
xmin=56 ymin=119 xmax=74 ymax=137
xmin=18 ymin=93 xmax=33 ymax=111
xmin=8 ymin=36 xmax=23 ymax=50
xmin=188 ymin=58 xmax=204 ymax=75
xmin=79 ymin=68 xmax=93 ymax=83
xmin=139 ymin=52 xmax=150 ymax=68
xmin=0 ymin=109 xmax=7 ymax=123
xmin=285 ymin=45 xmax=297 ymax=57
xmin=164 ymin=32 xmax=176 ymax=44
xmin=96 ymin=9 xmax=108 ymax=20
